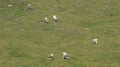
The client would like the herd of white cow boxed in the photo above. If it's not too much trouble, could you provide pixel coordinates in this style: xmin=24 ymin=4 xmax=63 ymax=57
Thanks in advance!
xmin=49 ymin=52 xmax=70 ymax=61
xmin=49 ymin=38 xmax=98 ymax=61
xmin=7 ymin=4 xmax=98 ymax=61
xmin=44 ymin=15 xmax=57 ymax=23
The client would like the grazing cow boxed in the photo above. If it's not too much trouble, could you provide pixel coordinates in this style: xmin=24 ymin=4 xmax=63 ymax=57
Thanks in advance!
xmin=28 ymin=4 xmax=32 ymax=11
xmin=53 ymin=15 xmax=57 ymax=22
xmin=44 ymin=17 xmax=49 ymax=23
xmin=49 ymin=53 xmax=54 ymax=61
xmin=63 ymin=52 xmax=70 ymax=60
xmin=8 ymin=5 xmax=12 ymax=7
xmin=92 ymin=38 xmax=98 ymax=44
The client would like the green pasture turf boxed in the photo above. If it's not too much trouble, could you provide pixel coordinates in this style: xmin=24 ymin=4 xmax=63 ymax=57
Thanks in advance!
xmin=0 ymin=0 xmax=120 ymax=67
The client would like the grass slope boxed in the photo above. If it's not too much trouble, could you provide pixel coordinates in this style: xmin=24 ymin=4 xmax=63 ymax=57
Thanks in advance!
xmin=0 ymin=0 xmax=120 ymax=67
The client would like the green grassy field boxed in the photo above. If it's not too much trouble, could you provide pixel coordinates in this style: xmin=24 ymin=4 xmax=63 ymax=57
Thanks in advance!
xmin=0 ymin=0 xmax=120 ymax=67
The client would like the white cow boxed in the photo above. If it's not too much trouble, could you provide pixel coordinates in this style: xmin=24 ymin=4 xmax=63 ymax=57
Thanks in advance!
xmin=44 ymin=17 xmax=49 ymax=23
xmin=28 ymin=4 xmax=32 ymax=11
xmin=63 ymin=52 xmax=70 ymax=59
xmin=8 ymin=5 xmax=12 ymax=7
xmin=53 ymin=15 xmax=57 ymax=22
xmin=49 ymin=53 xmax=54 ymax=61
xmin=92 ymin=38 xmax=98 ymax=44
